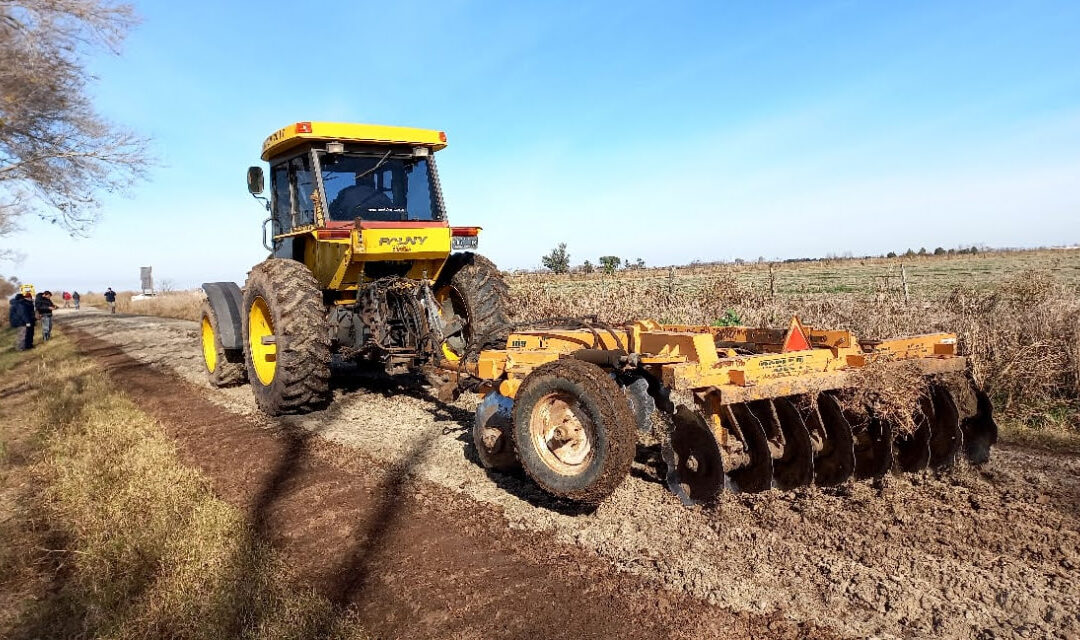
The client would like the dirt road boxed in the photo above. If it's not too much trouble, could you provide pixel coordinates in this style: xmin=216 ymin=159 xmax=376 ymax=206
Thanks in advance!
xmin=57 ymin=309 xmax=1080 ymax=639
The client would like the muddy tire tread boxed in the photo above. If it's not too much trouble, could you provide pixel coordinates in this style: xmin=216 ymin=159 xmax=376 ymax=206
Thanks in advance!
xmin=437 ymin=252 xmax=511 ymax=355
xmin=242 ymin=259 xmax=331 ymax=415
xmin=200 ymin=300 xmax=247 ymax=387
xmin=512 ymin=359 xmax=637 ymax=505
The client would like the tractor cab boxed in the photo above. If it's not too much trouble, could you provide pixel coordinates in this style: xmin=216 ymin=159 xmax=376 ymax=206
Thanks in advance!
xmin=246 ymin=122 xmax=477 ymax=293
xmin=250 ymin=122 xmax=449 ymax=237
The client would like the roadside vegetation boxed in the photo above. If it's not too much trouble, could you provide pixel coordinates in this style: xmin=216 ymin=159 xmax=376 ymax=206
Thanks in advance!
xmin=513 ymin=255 xmax=1080 ymax=444
xmin=81 ymin=289 xmax=203 ymax=321
xmin=0 ymin=333 xmax=365 ymax=639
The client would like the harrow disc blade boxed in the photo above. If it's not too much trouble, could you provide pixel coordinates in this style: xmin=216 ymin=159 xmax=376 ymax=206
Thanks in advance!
xmin=928 ymin=385 xmax=963 ymax=469
xmin=808 ymin=393 xmax=856 ymax=487
xmin=726 ymin=403 xmax=774 ymax=493
xmin=853 ymin=413 xmax=894 ymax=479
xmin=661 ymin=405 xmax=726 ymax=505
xmin=894 ymin=397 xmax=932 ymax=472
xmin=771 ymin=397 xmax=815 ymax=490
xmin=962 ymin=387 xmax=999 ymax=465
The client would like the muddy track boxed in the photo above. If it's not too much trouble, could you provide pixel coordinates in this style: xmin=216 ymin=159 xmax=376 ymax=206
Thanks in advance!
xmin=58 ymin=310 xmax=1080 ymax=639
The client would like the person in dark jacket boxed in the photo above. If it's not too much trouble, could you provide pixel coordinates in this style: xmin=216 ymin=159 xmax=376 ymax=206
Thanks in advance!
xmin=35 ymin=291 xmax=58 ymax=341
xmin=13 ymin=292 xmax=35 ymax=350
xmin=7 ymin=294 xmax=18 ymax=328
xmin=104 ymin=287 xmax=117 ymax=314
xmin=72 ymin=290 xmax=81 ymax=310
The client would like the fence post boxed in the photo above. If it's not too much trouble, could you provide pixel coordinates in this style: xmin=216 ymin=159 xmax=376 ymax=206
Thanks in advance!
xmin=900 ymin=263 xmax=910 ymax=305
xmin=768 ymin=263 xmax=776 ymax=300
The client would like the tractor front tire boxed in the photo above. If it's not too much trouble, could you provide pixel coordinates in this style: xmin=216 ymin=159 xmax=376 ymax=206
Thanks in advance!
xmin=512 ymin=359 xmax=637 ymax=505
xmin=200 ymin=300 xmax=246 ymax=387
xmin=241 ymin=259 xmax=331 ymax=415
xmin=435 ymin=252 xmax=510 ymax=359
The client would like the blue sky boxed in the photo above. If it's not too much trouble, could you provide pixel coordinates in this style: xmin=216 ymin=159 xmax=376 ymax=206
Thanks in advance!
xmin=6 ymin=0 xmax=1080 ymax=291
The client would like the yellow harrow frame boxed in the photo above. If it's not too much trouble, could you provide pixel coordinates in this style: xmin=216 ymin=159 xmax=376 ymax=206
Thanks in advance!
xmin=459 ymin=317 xmax=997 ymax=505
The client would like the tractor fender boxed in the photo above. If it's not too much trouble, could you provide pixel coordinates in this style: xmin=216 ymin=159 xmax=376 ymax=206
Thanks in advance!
xmin=201 ymin=282 xmax=244 ymax=351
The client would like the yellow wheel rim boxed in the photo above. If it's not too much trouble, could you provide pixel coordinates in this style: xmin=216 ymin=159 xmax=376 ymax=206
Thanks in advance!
xmin=201 ymin=316 xmax=217 ymax=373
xmin=248 ymin=296 xmax=277 ymax=385
xmin=441 ymin=341 xmax=461 ymax=362
xmin=435 ymin=287 xmax=463 ymax=362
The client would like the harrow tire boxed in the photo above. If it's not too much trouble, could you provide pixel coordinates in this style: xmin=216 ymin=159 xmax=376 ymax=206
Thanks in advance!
xmin=435 ymin=252 xmax=510 ymax=360
xmin=241 ymin=259 xmax=332 ymax=415
xmin=200 ymin=300 xmax=247 ymax=387
xmin=512 ymin=359 xmax=637 ymax=506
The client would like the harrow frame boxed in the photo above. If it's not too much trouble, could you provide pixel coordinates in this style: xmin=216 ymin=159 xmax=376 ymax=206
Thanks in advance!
xmin=455 ymin=317 xmax=997 ymax=506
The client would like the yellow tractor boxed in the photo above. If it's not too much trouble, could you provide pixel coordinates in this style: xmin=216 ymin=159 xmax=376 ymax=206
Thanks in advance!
xmin=201 ymin=121 xmax=508 ymax=414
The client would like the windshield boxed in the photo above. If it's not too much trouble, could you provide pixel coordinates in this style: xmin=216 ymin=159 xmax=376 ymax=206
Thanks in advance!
xmin=319 ymin=152 xmax=440 ymax=222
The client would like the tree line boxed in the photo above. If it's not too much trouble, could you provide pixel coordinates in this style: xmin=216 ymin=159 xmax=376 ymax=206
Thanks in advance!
xmin=541 ymin=243 xmax=646 ymax=275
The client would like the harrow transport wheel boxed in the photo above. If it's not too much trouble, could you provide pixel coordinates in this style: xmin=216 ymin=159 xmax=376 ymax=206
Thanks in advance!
xmin=928 ymin=385 xmax=963 ymax=469
xmin=512 ymin=359 xmax=637 ymax=505
xmin=434 ymin=252 xmax=510 ymax=361
xmin=661 ymin=404 xmax=726 ymax=505
xmin=473 ymin=392 xmax=519 ymax=471
xmin=808 ymin=393 xmax=856 ymax=487
xmin=241 ymin=259 xmax=332 ymax=415
xmin=772 ymin=397 xmax=815 ymax=489
xmin=200 ymin=300 xmax=246 ymax=387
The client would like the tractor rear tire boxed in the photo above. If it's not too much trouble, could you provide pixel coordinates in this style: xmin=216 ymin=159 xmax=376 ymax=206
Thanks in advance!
xmin=435 ymin=252 xmax=510 ymax=360
xmin=512 ymin=359 xmax=637 ymax=505
xmin=241 ymin=259 xmax=332 ymax=415
xmin=200 ymin=300 xmax=246 ymax=387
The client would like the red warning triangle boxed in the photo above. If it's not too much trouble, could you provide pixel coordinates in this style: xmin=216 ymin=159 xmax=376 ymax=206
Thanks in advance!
xmin=781 ymin=316 xmax=811 ymax=352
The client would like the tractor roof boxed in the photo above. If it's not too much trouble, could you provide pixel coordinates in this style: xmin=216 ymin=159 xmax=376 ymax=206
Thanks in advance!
xmin=261 ymin=121 xmax=447 ymax=160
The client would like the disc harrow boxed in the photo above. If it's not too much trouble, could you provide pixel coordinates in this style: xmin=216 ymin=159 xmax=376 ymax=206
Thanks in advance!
xmin=457 ymin=316 xmax=998 ymax=506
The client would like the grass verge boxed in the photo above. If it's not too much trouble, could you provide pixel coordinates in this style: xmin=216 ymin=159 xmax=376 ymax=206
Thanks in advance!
xmin=0 ymin=334 xmax=366 ymax=639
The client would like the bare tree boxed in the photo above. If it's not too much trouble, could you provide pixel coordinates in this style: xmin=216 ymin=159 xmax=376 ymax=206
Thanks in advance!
xmin=0 ymin=0 xmax=148 ymax=237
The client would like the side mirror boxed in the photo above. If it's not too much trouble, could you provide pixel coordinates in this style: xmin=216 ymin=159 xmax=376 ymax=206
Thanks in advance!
xmin=247 ymin=166 xmax=265 ymax=195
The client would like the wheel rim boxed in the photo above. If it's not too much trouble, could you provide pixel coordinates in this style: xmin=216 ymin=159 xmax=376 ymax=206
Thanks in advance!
xmin=435 ymin=285 xmax=467 ymax=361
xmin=248 ymin=296 xmax=277 ymax=385
xmin=201 ymin=316 xmax=217 ymax=373
xmin=529 ymin=392 xmax=595 ymax=476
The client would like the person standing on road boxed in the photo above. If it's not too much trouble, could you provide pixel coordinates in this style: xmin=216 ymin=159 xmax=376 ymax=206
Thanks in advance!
xmin=36 ymin=291 xmax=58 ymax=341
xmin=104 ymin=287 xmax=117 ymax=314
xmin=62 ymin=291 xmax=72 ymax=308
xmin=72 ymin=291 xmax=81 ymax=310
xmin=8 ymin=293 xmax=19 ymax=328
xmin=13 ymin=292 xmax=35 ymax=350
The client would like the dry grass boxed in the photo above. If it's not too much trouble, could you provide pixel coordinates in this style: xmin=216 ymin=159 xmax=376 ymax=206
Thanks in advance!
xmin=508 ymin=261 xmax=1080 ymax=437
xmin=82 ymin=289 xmax=204 ymax=321
xmin=0 ymin=336 xmax=366 ymax=639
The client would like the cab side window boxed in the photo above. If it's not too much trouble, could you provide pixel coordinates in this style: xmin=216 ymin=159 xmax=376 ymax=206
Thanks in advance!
xmin=291 ymin=154 xmax=316 ymax=227
xmin=270 ymin=162 xmax=292 ymax=233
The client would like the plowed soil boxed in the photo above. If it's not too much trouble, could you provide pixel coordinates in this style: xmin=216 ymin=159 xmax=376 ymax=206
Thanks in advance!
xmin=58 ymin=309 xmax=1080 ymax=639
